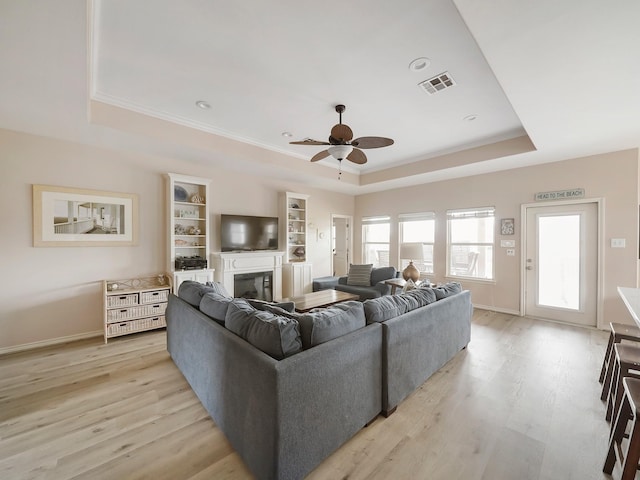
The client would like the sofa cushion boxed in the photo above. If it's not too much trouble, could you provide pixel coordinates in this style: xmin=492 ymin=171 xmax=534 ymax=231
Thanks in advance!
xmin=199 ymin=292 xmax=233 ymax=324
xmin=363 ymin=288 xmax=437 ymax=324
xmin=432 ymin=282 xmax=462 ymax=300
xmin=347 ymin=264 xmax=373 ymax=286
xmin=205 ymin=281 xmax=231 ymax=298
xmin=178 ymin=281 xmax=214 ymax=307
xmin=371 ymin=266 xmax=397 ymax=285
xmin=225 ymin=299 xmax=302 ymax=360
xmin=297 ymin=301 xmax=366 ymax=349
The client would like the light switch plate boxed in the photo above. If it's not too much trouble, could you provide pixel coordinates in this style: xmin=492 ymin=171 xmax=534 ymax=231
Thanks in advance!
xmin=611 ymin=238 xmax=626 ymax=248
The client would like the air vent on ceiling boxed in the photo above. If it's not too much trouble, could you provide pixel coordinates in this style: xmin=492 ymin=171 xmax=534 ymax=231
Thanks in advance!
xmin=418 ymin=72 xmax=456 ymax=95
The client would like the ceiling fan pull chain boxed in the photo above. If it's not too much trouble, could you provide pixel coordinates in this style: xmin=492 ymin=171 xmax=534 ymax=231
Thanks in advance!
xmin=338 ymin=159 xmax=342 ymax=180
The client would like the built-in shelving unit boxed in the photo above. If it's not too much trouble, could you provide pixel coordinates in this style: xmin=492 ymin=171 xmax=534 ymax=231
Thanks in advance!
xmin=166 ymin=173 xmax=214 ymax=289
xmin=280 ymin=192 xmax=312 ymax=296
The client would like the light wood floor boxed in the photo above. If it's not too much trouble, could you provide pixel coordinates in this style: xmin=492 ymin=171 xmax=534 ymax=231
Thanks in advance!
xmin=0 ymin=310 xmax=625 ymax=479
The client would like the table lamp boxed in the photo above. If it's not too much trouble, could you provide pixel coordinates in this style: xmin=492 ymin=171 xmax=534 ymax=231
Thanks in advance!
xmin=400 ymin=242 xmax=423 ymax=282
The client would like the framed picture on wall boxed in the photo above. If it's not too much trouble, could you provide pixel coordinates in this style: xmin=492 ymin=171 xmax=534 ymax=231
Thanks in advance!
xmin=500 ymin=218 xmax=515 ymax=235
xmin=32 ymin=184 xmax=138 ymax=247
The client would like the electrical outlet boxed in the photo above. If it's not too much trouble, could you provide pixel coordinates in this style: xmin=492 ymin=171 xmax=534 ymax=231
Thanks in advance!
xmin=506 ymin=249 xmax=515 ymax=256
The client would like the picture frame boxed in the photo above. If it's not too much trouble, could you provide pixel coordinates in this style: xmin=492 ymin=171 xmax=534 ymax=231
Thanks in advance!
xmin=33 ymin=184 xmax=138 ymax=247
xmin=500 ymin=218 xmax=515 ymax=235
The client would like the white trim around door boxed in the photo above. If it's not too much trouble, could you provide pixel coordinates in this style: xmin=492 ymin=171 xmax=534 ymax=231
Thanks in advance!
xmin=520 ymin=198 xmax=604 ymax=329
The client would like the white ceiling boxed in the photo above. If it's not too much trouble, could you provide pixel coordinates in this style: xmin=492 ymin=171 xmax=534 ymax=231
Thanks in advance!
xmin=1 ymin=0 xmax=639 ymax=194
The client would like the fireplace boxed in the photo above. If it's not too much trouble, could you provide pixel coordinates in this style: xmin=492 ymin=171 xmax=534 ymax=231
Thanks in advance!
xmin=211 ymin=251 xmax=284 ymax=301
xmin=234 ymin=271 xmax=273 ymax=301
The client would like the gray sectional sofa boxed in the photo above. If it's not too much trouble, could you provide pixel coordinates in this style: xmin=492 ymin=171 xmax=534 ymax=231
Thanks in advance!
xmin=166 ymin=280 xmax=471 ymax=480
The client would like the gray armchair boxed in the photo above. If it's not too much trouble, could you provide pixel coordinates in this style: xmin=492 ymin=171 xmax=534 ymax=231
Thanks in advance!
xmin=335 ymin=266 xmax=400 ymax=301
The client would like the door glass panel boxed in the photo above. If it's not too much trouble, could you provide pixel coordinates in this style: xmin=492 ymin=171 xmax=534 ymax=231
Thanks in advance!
xmin=537 ymin=214 xmax=580 ymax=310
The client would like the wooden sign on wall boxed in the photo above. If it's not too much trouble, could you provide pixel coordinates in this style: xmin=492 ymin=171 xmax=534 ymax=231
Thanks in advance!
xmin=534 ymin=188 xmax=585 ymax=202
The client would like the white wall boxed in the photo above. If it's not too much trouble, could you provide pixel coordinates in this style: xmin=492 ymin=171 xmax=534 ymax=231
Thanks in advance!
xmin=355 ymin=149 xmax=640 ymax=328
xmin=0 ymin=129 xmax=354 ymax=350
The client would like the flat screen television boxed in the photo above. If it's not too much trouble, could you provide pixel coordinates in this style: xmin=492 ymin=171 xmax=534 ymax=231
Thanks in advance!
xmin=220 ymin=214 xmax=279 ymax=252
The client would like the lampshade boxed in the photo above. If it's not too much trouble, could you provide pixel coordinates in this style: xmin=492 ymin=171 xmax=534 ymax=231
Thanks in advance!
xmin=328 ymin=145 xmax=353 ymax=161
xmin=400 ymin=242 xmax=423 ymax=282
xmin=400 ymin=242 xmax=424 ymax=261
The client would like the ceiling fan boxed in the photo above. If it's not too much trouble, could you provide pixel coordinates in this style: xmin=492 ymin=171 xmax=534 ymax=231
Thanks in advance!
xmin=290 ymin=104 xmax=394 ymax=167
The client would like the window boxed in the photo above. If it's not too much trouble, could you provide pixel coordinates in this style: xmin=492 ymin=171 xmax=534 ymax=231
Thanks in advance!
xmin=446 ymin=207 xmax=495 ymax=280
xmin=399 ymin=212 xmax=435 ymax=274
xmin=362 ymin=216 xmax=390 ymax=267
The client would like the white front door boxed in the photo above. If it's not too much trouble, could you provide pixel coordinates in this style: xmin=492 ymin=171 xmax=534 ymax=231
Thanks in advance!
xmin=332 ymin=215 xmax=350 ymax=277
xmin=524 ymin=202 xmax=598 ymax=327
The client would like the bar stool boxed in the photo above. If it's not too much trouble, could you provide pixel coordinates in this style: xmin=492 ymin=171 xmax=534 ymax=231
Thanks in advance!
xmin=604 ymin=376 xmax=640 ymax=479
xmin=606 ymin=344 xmax=640 ymax=423
xmin=600 ymin=323 xmax=640 ymax=402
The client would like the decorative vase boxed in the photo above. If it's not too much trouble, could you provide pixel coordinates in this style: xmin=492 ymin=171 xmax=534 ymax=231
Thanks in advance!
xmin=402 ymin=261 xmax=420 ymax=282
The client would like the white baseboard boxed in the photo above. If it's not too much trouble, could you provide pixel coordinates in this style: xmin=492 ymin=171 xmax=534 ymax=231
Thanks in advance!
xmin=473 ymin=304 xmax=521 ymax=316
xmin=0 ymin=330 xmax=103 ymax=356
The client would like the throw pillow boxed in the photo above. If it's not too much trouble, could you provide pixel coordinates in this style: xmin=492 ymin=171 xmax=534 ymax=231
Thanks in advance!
xmin=347 ymin=264 xmax=373 ymax=286
xmin=199 ymin=291 xmax=233 ymax=324
xmin=433 ymin=282 xmax=462 ymax=300
xmin=225 ymin=299 xmax=302 ymax=360
xmin=297 ymin=301 xmax=366 ymax=349
xmin=246 ymin=298 xmax=296 ymax=313
xmin=205 ymin=281 xmax=231 ymax=298
xmin=178 ymin=281 xmax=214 ymax=307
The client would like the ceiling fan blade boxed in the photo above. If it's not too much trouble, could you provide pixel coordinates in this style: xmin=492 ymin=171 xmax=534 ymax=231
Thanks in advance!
xmin=290 ymin=139 xmax=331 ymax=146
xmin=310 ymin=150 xmax=330 ymax=162
xmin=330 ymin=123 xmax=353 ymax=142
xmin=346 ymin=148 xmax=367 ymax=165
xmin=352 ymin=136 xmax=394 ymax=149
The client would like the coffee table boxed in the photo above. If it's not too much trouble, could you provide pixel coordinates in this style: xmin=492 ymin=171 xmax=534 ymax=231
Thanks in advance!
xmin=283 ymin=290 xmax=359 ymax=313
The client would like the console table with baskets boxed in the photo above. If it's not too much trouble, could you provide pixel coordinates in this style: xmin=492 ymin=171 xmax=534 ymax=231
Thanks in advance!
xmin=103 ymin=274 xmax=172 ymax=343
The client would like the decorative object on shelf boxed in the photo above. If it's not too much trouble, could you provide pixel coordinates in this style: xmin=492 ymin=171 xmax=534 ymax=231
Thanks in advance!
xmin=290 ymin=203 xmax=299 ymax=209
xmin=175 ymin=224 xmax=186 ymax=235
xmin=32 ymin=184 xmax=138 ymax=247
xmin=501 ymin=218 xmax=515 ymax=235
xmin=400 ymin=242 xmax=424 ymax=282
xmin=107 ymin=282 xmax=119 ymax=291
xmin=188 ymin=226 xmax=201 ymax=235
xmin=175 ymin=239 xmax=188 ymax=246
xmin=174 ymin=185 xmax=188 ymax=202
xmin=191 ymin=194 xmax=204 ymax=204
xmin=402 ymin=279 xmax=416 ymax=293
xmin=293 ymin=246 xmax=306 ymax=258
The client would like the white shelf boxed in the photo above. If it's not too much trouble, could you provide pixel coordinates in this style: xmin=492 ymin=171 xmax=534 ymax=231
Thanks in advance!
xmin=281 ymin=191 xmax=310 ymax=264
xmin=167 ymin=173 xmax=214 ymax=288
xmin=280 ymin=192 xmax=312 ymax=296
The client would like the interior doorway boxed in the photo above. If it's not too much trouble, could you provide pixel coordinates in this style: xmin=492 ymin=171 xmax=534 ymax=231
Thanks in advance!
xmin=521 ymin=200 xmax=600 ymax=327
xmin=331 ymin=215 xmax=352 ymax=277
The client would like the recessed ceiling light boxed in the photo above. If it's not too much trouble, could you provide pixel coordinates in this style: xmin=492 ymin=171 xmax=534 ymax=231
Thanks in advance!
xmin=282 ymin=132 xmax=293 ymax=137
xmin=463 ymin=114 xmax=478 ymax=122
xmin=409 ymin=57 xmax=431 ymax=72
xmin=195 ymin=100 xmax=211 ymax=109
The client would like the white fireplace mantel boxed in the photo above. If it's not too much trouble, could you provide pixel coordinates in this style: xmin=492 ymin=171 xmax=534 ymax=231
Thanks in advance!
xmin=211 ymin=251 xmax=284 ymax=301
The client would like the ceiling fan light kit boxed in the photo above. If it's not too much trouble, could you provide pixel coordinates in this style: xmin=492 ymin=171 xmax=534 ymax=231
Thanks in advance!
xmin=327 ymin=145 xmax=353 ymax=161
xmin=290 ymin=104 xmax=394 ymax=179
